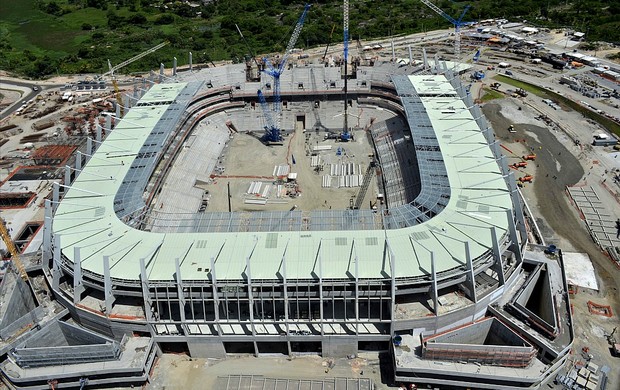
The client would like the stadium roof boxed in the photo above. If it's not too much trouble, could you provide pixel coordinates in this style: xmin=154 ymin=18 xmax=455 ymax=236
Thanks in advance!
xmin=53 ymin=75 xmax=512 ymax=282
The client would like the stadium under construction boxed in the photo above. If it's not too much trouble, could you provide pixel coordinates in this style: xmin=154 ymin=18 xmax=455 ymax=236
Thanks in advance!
xmin=0 ymin=58 xmax=573 ymax=390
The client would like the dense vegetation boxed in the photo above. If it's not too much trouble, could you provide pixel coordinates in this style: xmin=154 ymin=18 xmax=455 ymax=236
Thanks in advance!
xmin=0 ymin=0 xmax=618 ymax=79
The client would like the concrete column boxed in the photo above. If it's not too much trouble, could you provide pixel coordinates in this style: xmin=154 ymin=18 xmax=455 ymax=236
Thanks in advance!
xmin=42 ymin=200 xmax=53 ymax=268
xmin=173 ymin=57 xmax=177 ymax=76
xmin=75 ymin=151 xmax=82 ymax=171
xmin=422 ymin=48 xmax=428 ymax=69
xmin=123 ymin=94 xmax=130 ymax=112
xmin=159 ymin=63 xmax=164 ymax=83
xmin=281 ymin=253 xmax=291 ymax=355
xmin=105 ymin=113 xmax=112 ymax=133
xmin=86 ymin=137 xmax=93 ymax=158
xmin=96 ymin=123 xmax=102 ymax=143
xmin=64 ymin=165 xmax=71 ymax=187
xmin=175 ymin=258 xmax=187 ymax=334
xmin=465 ymin=241 xmax=477 ymax=303
xmin=245 ymin=252 xmax=258 ymax=356
xmin=391 ymin=39 xmax=395 ymax=62
xmin=210 ymin=257 xmax=223 ymax=335
xmin=389 ymin=242 xmax=396 ymax=334
xmin=354 ymin=254 xmax=359 ymax=335
xmin=139 ymin=258 xmax=155 ymax=322
xmin=431 ymin=252 xmax=439 ymax=315
xmin=491 ymin=226 xmax=506 ymax=286
xmin=73 ymin=246 xmax=85 ymax=304
xmin=52 ymin=234 xmax=62 ymax=291
xmin=52 ymin=182 xmax=60 ymax=214
xmin=318 ymin=253 xmax=324 ymax=336
xmin=115 ymin=100 xmax=121 ymax=117
xmin=506 ymin=208 xmax=523 ymax=265
xmin=408 ymin=45 xmax=413 ymax=65
xmin=189 ymin=52 xmax=193 ymax=72
xmin=103 ymin=255 xmax=115 ymax=315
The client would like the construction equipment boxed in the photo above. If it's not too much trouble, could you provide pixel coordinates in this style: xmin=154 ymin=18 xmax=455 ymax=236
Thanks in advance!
xmin=508 ymin=124 xmax=516 ymax=133
xmin=103 ymin=41 xmax=169 ymax=117
xmin=353 ymin=163 xmax=376 ymax=210
xmin=322 ymin=24 xmax=336 ymax=61
xmin=419 ymin=0 xmax=470 ymax=62
xmin=515 ymin=88 xmax=528 ymax=97
xmin=340 ymin=0 xmax=351 ymax=142
xmin=261 ymin=4 xmax=311 ymax=143
xmin=0 ymin=217 xmax=28 ymax=282
xmin=606 ymin=327 xmax=620 ymax=357
xmin=257 ymin=89 xmax=282 ymax=144
xmin=490 ymin=82 xmax=501 ymax=90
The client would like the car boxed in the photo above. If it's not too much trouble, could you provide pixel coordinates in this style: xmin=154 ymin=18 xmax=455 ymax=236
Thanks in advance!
xmin=33 ymin=86 xmax=39 ymax=91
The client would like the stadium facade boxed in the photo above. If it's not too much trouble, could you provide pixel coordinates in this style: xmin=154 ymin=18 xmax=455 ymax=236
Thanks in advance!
xmin=1 ymin=62 xmax=572 ymax=389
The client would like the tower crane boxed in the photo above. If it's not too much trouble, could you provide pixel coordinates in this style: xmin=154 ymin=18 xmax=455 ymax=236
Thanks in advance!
xmin=0 ymin=217 xmax=28 ymax=282
xmin=103 ymin=41 xmax=169 ymax=117
xmin=261 ymin=3 xmax=311 ymax=143
xmin=419 ymin=0 xmax=470 ymax=63
xmin=340 ymin=0 xmax=351 ymax=142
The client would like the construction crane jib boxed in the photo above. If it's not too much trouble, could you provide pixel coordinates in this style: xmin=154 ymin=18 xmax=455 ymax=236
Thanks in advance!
xmin=419 ymin=0 xmax=470 ymax=62
xmin=104 ymin=41 xmax=169 ymax=117
xmin=262 ymin=4 xmax=311 ymax=142
xmin=0 ymin=218 xmax=28 ymax=282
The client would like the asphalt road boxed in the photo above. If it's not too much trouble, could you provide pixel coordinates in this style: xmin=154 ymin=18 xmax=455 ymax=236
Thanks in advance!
xmin=0 ymin=80 xmax=42 ymax=118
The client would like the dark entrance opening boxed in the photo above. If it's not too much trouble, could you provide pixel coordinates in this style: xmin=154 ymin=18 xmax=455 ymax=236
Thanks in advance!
xmin=257 ymin=342 xmax=288 ymax=355
xmin=224 ymin=342 xmax=255 ymax=354
xmin=159 ymin=342 xmax=190 ymax=355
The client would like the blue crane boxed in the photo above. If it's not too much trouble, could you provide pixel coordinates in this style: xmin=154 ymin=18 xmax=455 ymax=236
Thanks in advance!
xmin=340 ymin=0 xmax=351 ymax=142
xmin=419 ymin=0 xmax=470 ymax=61
xmin=257 ymin=89 xmax=281 ymax=143
xmin=261 ymin=4 xmax=311 ymax=142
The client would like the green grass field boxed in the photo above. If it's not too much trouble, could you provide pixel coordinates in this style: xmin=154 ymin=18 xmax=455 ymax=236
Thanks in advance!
xmin=480 ymin=88 xmax=504 ymax=102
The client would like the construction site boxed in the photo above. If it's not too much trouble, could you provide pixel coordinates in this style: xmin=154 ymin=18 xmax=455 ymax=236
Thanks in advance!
xmin=2 ymin=1 xmax=620 ymax=390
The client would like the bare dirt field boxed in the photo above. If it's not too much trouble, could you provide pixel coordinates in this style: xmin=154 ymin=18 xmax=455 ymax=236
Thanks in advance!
xmin=208 ymin=127 xmax=378 ymax=213
xmin=148 ymin=352 xmax=391 ymax=390
xmin=483 ymin=99 xmax=620 ymax=385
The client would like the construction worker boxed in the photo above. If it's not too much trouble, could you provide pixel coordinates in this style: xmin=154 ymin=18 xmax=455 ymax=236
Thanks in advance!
xmin=615 ymin=219 xmax=620 ymax=239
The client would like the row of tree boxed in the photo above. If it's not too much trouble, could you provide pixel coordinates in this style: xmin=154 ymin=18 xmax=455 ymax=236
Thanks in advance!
xmin=3 ymin=0 xmax=618 ymax=79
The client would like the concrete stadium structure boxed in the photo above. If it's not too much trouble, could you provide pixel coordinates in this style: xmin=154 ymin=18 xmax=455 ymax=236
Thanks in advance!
xmin=1 ymin=61 xmax=572 ymax=389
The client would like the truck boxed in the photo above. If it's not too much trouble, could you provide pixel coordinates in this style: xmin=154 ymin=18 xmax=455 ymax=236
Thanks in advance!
xmin=592 ymin=133 xmax=619 ymax=146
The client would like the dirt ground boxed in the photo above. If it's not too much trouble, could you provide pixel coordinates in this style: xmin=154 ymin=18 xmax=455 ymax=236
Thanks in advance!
xmin=208 ymin=126 xmax=379 ymax=213
xmin=483 ymin=99 xmax=620 ymax=385
xmin=148 ymin=353 xmax=391 ymax=390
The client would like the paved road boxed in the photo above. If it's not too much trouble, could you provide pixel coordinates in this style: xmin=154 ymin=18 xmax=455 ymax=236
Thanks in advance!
xmin=0 ymin=80 xmax=41 ymax=118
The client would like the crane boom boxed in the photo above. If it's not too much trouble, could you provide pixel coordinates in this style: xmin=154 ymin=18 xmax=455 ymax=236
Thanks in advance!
xmin=0 ymin=218 xmax=28 ymax=281
xmin=103 ymin=41 xmax=169 ymax=77
xmin=419 ymin=0 xmax=470 ymax=62
xmin=262 ymin=4 xmax=311 ymax=140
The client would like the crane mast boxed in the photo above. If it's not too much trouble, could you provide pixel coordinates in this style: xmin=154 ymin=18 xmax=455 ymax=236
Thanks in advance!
xmin=342 ymin=0 xmax=350 ymax=141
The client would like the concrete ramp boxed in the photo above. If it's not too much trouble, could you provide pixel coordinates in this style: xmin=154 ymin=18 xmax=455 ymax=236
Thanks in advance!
xmin=0 ymin=270 xmax=41 ymax=341
xmin=10 ymin=321 xmax=121 ymax=367
xmin=422 ymin=317 xmax=536 ymax=367
xmin=507 ymin=263 xmax=559 ymax=339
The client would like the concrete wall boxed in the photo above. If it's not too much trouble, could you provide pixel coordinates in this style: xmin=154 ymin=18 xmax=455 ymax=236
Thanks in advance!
xmin=188 ymin=338 xmax=226 ymax=358
xmin=322 ymin=336 xmax=357 ymax=357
